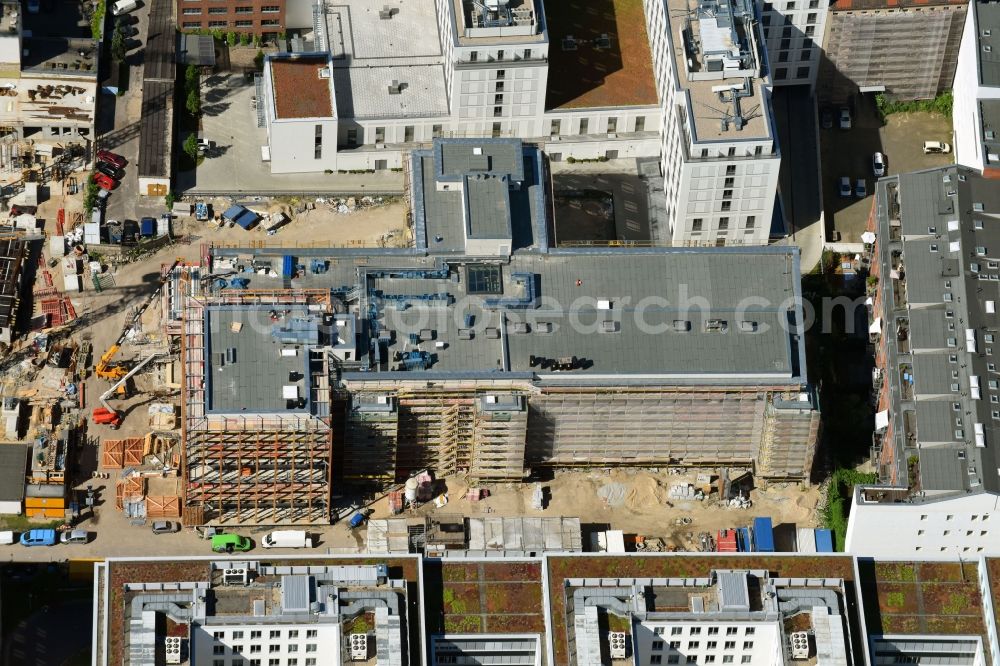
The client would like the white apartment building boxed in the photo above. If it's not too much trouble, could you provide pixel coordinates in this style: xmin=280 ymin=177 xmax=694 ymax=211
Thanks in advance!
xmin=191 ymin=623 xmax=340 ymax=666
xmin=954 ymin=0 xmax=1000 ymax=175
xmin=632 ymin=620 xmax=782 ymax=666
xmin=759 ymin=0 xmax=829 ymax=87
xmin=643 ymin=0 xmax=780 ymax=246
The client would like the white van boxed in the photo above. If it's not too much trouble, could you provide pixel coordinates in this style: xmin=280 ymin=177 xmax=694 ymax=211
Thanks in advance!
xmin=261 ymin=530 xmax=313 ymax=549
xmin=113 ymin=0 xmax=139 ymax=16
xmin=922 ymin=140 xmax=952 ymax=154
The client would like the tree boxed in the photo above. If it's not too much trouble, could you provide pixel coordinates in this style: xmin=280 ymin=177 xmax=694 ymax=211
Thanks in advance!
xmin=165 ymin=191 xmax=176 ymax=209
xmin=185 ymin=64 xmax=199 ymax=90
xmin=182 ymin=135 xmax=198 ymax=161
xmin=111 ymin=24 xmax=126 ymax=63
xmin=185 ymin=88 xmax=200 ymax=116
xmin=226 ymin=31 xmax=237 ymax=47
xmin=239 ymin=32 xmax=249 ymax=46
xmin=253 ymin=49 xmax=264 ymax=71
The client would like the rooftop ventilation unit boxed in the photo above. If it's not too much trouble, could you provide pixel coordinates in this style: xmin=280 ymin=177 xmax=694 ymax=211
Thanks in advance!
xmin=986 ymin=45 xmax=993 ymax=52
xmin=165 ymin=637 xmax=182 ymax=665
xmin=975 ymin=202 xmax=985 ymax=212
xmin=350 ymin=633 xmax=368 ymax=661
xmin=790 ymin=632 xmax=809 ymax=660
xmin=562 ymin=35 xmax=577 ymax=51
xmin=595 ymin=33 xmax=611 ymax=49
xmin=318 ymin=67 xmax=331 ymax=79
xmin=601 ymin=320 xmax=620 ymax=333
xmin=987 ymin=130 xmax=996 ymax=140
xmin=378 ymin=5 xmax=397 ymax=19
xmin=387 ymin=80 xmax=406 ymax=95
xmin=609 ymin=632 xmax=627 ymax=660
xmin=223 ymin=568 xmax=248 ymax=585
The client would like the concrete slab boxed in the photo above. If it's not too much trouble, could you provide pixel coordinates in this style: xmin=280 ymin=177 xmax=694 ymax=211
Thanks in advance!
xmin=177 ymin=74 xmax=404 ymax=196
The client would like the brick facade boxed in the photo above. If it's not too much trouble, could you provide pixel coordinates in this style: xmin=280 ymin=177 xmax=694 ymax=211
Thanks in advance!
xmin=176 ymin=0 xmax=286 ymax=35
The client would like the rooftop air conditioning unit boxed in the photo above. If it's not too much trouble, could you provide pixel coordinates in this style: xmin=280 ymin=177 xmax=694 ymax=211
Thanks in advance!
xmin=165 ymin=637 xmax=182 ymax=665
xmin=790 ymin=632 xmax=809 ymax=660
xmin=350 ymin=633 xmax=368 ymax=661
xmin=318 ymin=67 xmax=331 ymax=78
xmin=608 ymin=632 xmax=627 ymax=660
xmin=223 ymin=568 xmax=248 ymax=585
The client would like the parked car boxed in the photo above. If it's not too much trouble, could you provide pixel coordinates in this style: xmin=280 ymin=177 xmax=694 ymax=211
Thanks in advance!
xmin=124 ymin=38 xmax=142 ymax=51
xmin=838 ymin=107 xmax=852 ymax=130
xmin=820 ymin=108 xmax=833 ymax=130
xmin=211 ymin=534 xmax=252 ymax=553
xmin=151 ymin=521 xmax=178 ymax=535
xmin=855 ymin=178 xmax=867 ymax=198
xmin=196 ymin=138 xmax=215 ymax=153
xmin=838 ymin=176 xmax=852 ymax=198
xmin=27 ymin=0 xmax=39 ymax=13
xmin=95 ymin=162 xmax=123 ymax=180
xmin=96 ymin=149 xmax=126 ymax=169
xmin=115 ymin=24 xmax=138 ymax=38
xmin=94 ymin=173 xmax=116 ymax=190
xmin=115 ymin=13 xmax=139 ymax=24
xmin=60 ymin=529 xmax=90 ymax=544
xmin=20 ymin=529 xmax=57 ymax=547
xmin=112 ymin=0 xmax=140 ymax=16
xmin=923 ymin=140 xmax=952 ymax=154
xmin=872 ymin=152 xmax=886 ymax=178
xmin=261 ymin=530 xmax=314 ymax=549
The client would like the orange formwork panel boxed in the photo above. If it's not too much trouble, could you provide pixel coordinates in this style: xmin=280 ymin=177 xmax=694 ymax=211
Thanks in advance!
xmin=101 ymin=439 xmax=124 ymax=469
xmin=146 ymin=495 xmax=181 ymax=518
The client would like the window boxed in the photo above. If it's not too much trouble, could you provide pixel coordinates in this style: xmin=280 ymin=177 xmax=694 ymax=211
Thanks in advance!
xmin=805 ymin=25 xmax=815 ymax=36
xmin=780 ymin=38 xmax=790 ymax=49
xmin=930 ymin=244 xmax=939 ymax=252
xmin=723 ymin=189 xmax=733 ymax=200
xmin=800 ymin=49 xmax=812 ymax=60
xmin=495 ymin=81 xmax=505 ymax=92
xmin=745 ymin=629 xmax=754 ymax=636
xmin=668 ymin=658 xmax=680 ymax=665
xmin=726 ymin=165 xmax=736 ymax=176
xmin=809 ymin=0 xmax=818 ymax=6
xmin=947 ymin=515 xmax=954 ymax=520
xmin=270 ymin=645 xmax=280 ymax=653
xmin=807 ymin=12 xmax=817 ymax=22
xmin=702 ymin=149 xmax=709 ymax=158
xmin=524 ymin=48 xmax=532 ymax=58
xmin=235 ymin=20 xmax=252 ymax=26
xmin=782 ymin=26 xmax=791 ymax=37
xmin=651 ymin=657 xmax=663 ymax=665
xmin=314 ymin=124 xmax=322 ymax=159
xmin=215 ymin=661 xmax=225 ymax=666
xmin=234 ymin=5 xmax=252 ymax=12
xmin=796 ymin=66 xmax=810 ymax=78
xmin=754 ymin=145 xmax=763 ymax=156
xmin=492 ymin=122 xmax=501 ymax=137
xmin=208 ymin=7 xmax=227 ymax=14
xmin=708 ymin=642 xmax=718 ymax=649
xmin=725 ymin=641 xmax=736 ymax=650
xmin=655 ymin=628 xmax=665 ymax=636
xmin=250 ymin=646 xmax=261 ymax=654
xmin=719 ymin=217 xmax=729 ymax=230
xmin=743 ymin=642 xmax=754 ymax=649
xmin=721 ymin=201 xmax=732 ymax=212
xmin=725 ymin=176 xmax=735 ymax=187
xmin=706 ymin=658 xmax=716 ymax=664
xmin=708 ymin=628 xmax=720 ymax=636
xmin=306 ymin=631 xmax=318 ymax=639
xmin=251 ymin=631 xmax=262 ymax=639
xmin=262 ymin=4 xmax=279 ymax=10
xmin=742 ymin=658 xmax=752 ymax=664
xmin=470 ymin=51 xmax=478 ymax=62
xmin=653 ymin=641 xmax=665 ymax=650
xmin=269 ymin=660 xmax=280 ymax=666
xmin=261 ymin=19 xmax=278 ymax=25
xmin=691 ymin=628 xmax=702 ymax=636
xmin=920 ymin=514 xmax=927 ymax=520
xmin=306 ymin=645 xmax=318 ymax=653
xmin=214 ymin=646 xmax=226 ymax=655
xmin=689 ymin=642 xmax=701 ymax=649
xmin=182 ymin=21 xmax=201 ymax=27
xmin=670 ymin=642 xmax=681 ymax=649
xmin=497 ymin=49 xmax=504 ymax=60
xmin=496 ymin=69 xmax=505 ymax=79
xmin=233 ymin=632 xmax=244 ymax=640
xmin=233 ymin=646 xmax=243 ymax=655
xmin=775 ymin=67 xmax=787 ymax=79
xmin=692 ymin=218 xmax=703 ymax=232
xmin=288 ymin=645 xmax=299 ymax=653
xmin=579 ymin=118 xmax=589 ymax=134
xmin=688 ymin=657 xmax=698 ymax=664
xmin=723 ymin=657 xmax=734 ymax=664
xmin=404 ymin=126 xmax=414 ymax=142
xmin=183 ymin=8 xmax=201 ymax=14
xmin=745 ymin=216 xmax=755 ymax=229
xmin=375 ymin=127 xmax=385 ymax=144
xmin=306 ymin=661 xmax=317 ymax=666
xmin=250 ymin=661 xmax=261 ymax=666
xmin=607 ymin=117 xmax=618 ymax=133
xmin=288 ymin=661 xmax=297 ymax=666
xmin=347 ymin=128 xmax=358 ymax=146
xmin=494 ymin=106 xmax=503 ymax=117
xmin=550 ymin=119 xmax=561 ymax=136
xmin=727 ymin=147 xmax=736 ymax=157
xmin=635 ymin=116 xmax=645 ymax=132
xmin=208 ymin=20 xmax=227 ymax=26
xmin=432 ymin=125 xmax=442 ymax=138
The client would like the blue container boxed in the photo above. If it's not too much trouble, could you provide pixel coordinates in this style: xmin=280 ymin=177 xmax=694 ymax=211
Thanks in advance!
xmin=348 ymin=512 xmax=366 ymax=529
xmin=815 ymin=528 xmax=834 ymax=552
xmin=752 ymin=517 xmax=775 ymax=552
xmin=140 ymin=217 xmax=156 ymax=237
xmin=282 ymin=255 xmax=295 ymax=279
xmin=736 ymin=527 xmax=753 ymax=552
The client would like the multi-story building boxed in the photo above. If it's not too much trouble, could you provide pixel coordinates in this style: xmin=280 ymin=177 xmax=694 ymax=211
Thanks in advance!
xmin=820 ymin=0 xmax=967 ymax=104
xmin=954 ymin=0 xmax=1000 ymax=176
xmin=0 ymin=236 xmax=26 ymax=346
xmin=0 ymin=0 xmax=97 ymax=158
xmin=178 ymin=0 xmax=286 ymax=37
xmin=644 ymin=0 xmax=781 ymax=246
xmin=760 ymin=0 xmax=830 ymax=87
xmin=175 ymin=139 xmax=818 ymax=525
xmin=848 ymin=164 xmax=1000 ymax=557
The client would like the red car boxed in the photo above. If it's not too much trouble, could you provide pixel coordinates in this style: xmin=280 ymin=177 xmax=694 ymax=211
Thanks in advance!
xmin=96 ymin=149 xmax=126 ymax=169
xmin=94 ymin=173 xmax=116 ymax=190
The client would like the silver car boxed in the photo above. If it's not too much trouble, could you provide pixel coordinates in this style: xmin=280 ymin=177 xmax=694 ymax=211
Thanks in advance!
xmin=151 ymin=521 xmax=178 ymax=535
xmin=59 ymin=529 xmax=89 ymax=544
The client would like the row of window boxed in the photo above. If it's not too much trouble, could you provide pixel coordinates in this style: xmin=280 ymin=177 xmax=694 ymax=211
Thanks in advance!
xmin=214 ymin=630 xmax=319 ymax=640
xmin=652 ymin=640 xmax=755 ymax=650
xmin=654 ymin=627 xmax=756 ymax=636
xmin=212 ymin=657 xmax=316 ymax=666
xmin=184 ymin=5 xmax=278 ymax=13
xmin=649 ymin=655 xmax=753 ymax=664
xmin=214 ymin=645 xmax=318 ymax=655
xmin=467 ymin=49 xmax=534 ymax=63
xmin=183 ymin=19 xmax=279 ymax=27
xmin=773 ymin=66 xmax=813 ymax=80
xmin=549 ymin=117 xmax=643 ymax=136
xmin=918 ymin=513 xmax=991 ymax=521
xmin=762 ymin=1 xmax=821 ymax=12
xmin=690 ymin=216 xmax=756 ymax=233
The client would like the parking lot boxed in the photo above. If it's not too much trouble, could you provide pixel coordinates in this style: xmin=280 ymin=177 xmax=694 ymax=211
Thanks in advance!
xmin=820 ymin=95 xmax=954 ymax=244
xmin=176 ymin=73 xmax=404 ymax=195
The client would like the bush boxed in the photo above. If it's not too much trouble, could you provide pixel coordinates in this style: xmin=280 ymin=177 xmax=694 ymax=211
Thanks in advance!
xmin=239 ymin=32 xmax=250 ymax=46
xmin=876 ymin=91 xmax=953 ymax=121
xmin=165 ymin=192 xmax=176 ymax=209
xmin=226 ymin=31 xmax=238 ymax=47
xmin=565 ymin=156 xmax=576 ymax=164
xmin=186 ymin=88 xmax=200 ymax=116
xmin=183 ymin=134 xmax=199 ymax=160
xmin=90 ymin=0 xmax=106 ymax=39
xmin=254 ymin=50 xmax=265 ymax=71
xmin=185 ymin=64 xmax=199 ymax=89
xmin=111 ymin=24 xmax=126 ymax=63
xmin=821 ymin=468 xmax=877 ymax=551
xmin=83 ymin=175 xmax=99 ymax=216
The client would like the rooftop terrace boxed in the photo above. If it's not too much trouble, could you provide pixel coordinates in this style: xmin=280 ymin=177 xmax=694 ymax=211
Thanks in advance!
xmin=543 ymin=0 xmax=657 ymax=109
xmin=269 ymin=56 xmax=335 ymax=120
xmin=453 ymin=0 xmax=547 ymax=45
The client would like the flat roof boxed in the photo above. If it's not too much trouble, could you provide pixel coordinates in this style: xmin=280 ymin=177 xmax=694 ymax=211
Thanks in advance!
xmin=452 ymin=0 xmax=547 ymax=45
xmin=670 ymin=0 xmax=771 ymax=141
xmin=143 ymin=0 xmax=176 ymax=83
xmin=269 ymin=57 xmax=335 ymax=120
xmin=543 ymin=0 xmax=657 ymax=109
xmin=465 ymin=178 xmax=511 ymax=239
xmin=332 ymin=65 xmax=448 ymax=120
xmin=0 ymin=443 xmax=26 ymax=502
xmin=211 ymin=247 xmax=807 ymax=385
xmin=136 ymin=80 xmax=173 ymax=178
xmin=203 ymin=306 xmax=315 ymax=414
xmin=178 ymin=33 xmax=216 ymax=68
xmin=326 ymin=0 xmax=442 ymax=59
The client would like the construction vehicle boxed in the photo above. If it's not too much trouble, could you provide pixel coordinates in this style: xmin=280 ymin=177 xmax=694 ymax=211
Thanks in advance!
xmin=94 ymin=259 xmax=180 ymax=383
xmin=91 ymin=407 xmax=122 ymax=429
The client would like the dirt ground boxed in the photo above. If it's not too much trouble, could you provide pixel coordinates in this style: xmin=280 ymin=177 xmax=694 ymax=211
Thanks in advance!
xmin=366 ymin=470 xmax=822 ymax=552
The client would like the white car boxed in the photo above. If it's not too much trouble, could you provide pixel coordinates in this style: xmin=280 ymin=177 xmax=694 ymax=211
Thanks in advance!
xmin=872 ymin=152 xmax=886 ymax=178
xmin=855 ymin=178 xmax=867 ymax=198
xmin=838 ymin=107 xmax=852 ymax=130
xmin=838 ymin=176 xmax=852 ymax=198
xmin=923 ymin=140 xmax=952 ymax=154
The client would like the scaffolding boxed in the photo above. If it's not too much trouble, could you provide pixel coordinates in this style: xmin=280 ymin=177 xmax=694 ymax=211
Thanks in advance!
xmin=179 ymin=283 xmax=334 ymax=525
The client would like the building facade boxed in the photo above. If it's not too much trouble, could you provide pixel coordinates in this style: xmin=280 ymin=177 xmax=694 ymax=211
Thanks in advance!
xmin=761 ymin=0 xmax=830 ymax=87
xmin=954 ymin=0 xmax=1000 ymax=176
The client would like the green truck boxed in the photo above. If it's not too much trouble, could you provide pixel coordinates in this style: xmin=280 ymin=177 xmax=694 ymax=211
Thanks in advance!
xmin=211 ymin=534 xmax=252 ymax=553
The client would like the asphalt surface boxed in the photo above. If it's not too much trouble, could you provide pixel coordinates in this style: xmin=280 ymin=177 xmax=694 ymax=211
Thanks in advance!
xmin=3 ymin=599 xmax=92 ymax=666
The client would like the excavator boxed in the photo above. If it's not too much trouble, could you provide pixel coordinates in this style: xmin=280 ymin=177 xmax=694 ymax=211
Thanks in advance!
xmin=91 ymin=259 xmax=180 ymax=428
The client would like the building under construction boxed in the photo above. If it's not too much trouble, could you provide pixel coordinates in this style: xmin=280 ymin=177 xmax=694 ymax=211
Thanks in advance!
xmin=178 ymin=139 xmax=820 ymax=525
xmin=0 ymin=235 xmax=26 ymax=345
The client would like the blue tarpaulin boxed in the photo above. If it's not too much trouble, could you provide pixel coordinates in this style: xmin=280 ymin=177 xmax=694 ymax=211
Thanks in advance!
xmin=222 ymin=205 xmax=259 ymax=230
